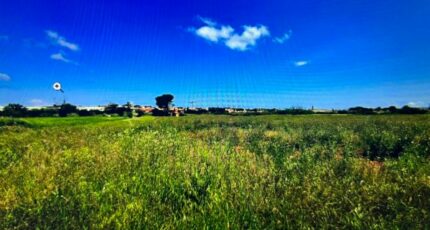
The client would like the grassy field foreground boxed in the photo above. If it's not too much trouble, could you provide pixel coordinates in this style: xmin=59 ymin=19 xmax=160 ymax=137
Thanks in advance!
xmin=1 ymin=115 xmax=430 ymax=228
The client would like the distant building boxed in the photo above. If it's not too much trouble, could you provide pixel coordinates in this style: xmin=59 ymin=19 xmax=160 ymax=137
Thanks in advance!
xmin=311 ymin=109 xmax=332 ymax=113
xmin=226 ymin=108 xmax=247 ymax=114
xmin=138 ymin=106 xmax=155 ymax=114
xmin=77 ymin=106 xmax=105 ymax=111
xmin=28 ymin=106 xmax=52 ymax=110
xmin=171 ymin=107 xmax=185 ymax=117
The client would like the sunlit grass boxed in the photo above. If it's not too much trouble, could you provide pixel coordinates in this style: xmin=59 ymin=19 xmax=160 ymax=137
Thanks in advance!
xmin=1 ymin=115 xmax=429 ymax=228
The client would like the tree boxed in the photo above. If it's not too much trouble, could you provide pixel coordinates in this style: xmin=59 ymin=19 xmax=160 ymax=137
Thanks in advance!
xmin=104 ymin=103 xmax=119 ymax=114
xmin=155 ymin=94 xmax=174 ymax=110
xmin=348 ymin=106 xmax=375 ymax=115
xmin=123 ymin=101 xmax=134 ymax=118
xmin=399 ymin=106 xmax=427 ymax=114
xmin=58 ymin=103 xmax=78 ymax=117
xmin=208 ymin=107 xmax=226 ymax=114
xmin=28 ymin=108 xmax=57 ymax=117
xmin=386 ymin=106 xmax=398 ymax=114
xmin=124 ymin=102 xmax=133 ymax=111
xmin=152 ymin=108 xmax=169 ymax=116
xmin=2 ymin=104 xmax=28 ymax=117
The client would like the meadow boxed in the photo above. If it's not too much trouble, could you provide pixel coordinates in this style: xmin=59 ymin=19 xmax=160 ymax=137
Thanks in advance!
xmin=1 ymin=115 xmax=429 ymax=229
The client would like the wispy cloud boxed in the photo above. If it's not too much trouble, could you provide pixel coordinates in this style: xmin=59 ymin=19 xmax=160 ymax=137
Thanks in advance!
xmin=190 ymin=17 xmax=270 ymax=51
xmin=407 ymin=101 xmax=426 ymax=108
xmin=50 ymin=52 xmax=73 ymax=63
xmin=273 ymin=30 xmax=292 ymax=44
xmin=29 ymin=99 xmax=47 ymax=106
xmin=0 ymin=73 xmax=11 ymax=81
xmin=294 ymin=61 xmax=308 ymax=67
xmin=196 ymin=16 xmax=217 ymax=27
xmin=46 ymin=30 xmax=79 ymax=51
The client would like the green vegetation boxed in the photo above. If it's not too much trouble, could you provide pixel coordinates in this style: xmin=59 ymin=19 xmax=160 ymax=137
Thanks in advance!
xmin=1 ymin=102 xmax=429 ymax=118
xmin=1 ymin=115 xmax=430 ymax=229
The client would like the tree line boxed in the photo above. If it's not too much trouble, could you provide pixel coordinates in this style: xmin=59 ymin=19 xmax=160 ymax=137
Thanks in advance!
xmin=0 ymin=94 xmax=177 ymax=118
xmin=1 ymin=103 xmax=428 ymax=118
xmin=0 ymin=94 xmax=428 ymax=117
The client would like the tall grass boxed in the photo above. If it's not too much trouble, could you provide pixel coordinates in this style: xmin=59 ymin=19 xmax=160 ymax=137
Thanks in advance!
xmin=1 ymin=115 xmax=429 ymax=228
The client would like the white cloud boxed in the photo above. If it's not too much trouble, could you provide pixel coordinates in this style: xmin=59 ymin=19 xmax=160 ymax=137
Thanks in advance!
xmin=195 ymin=25 xmax=234 ymax=42
xmin=50 ymin=52 xmax=72 ymax=63
xmin=46 ymin=30 xmax=79 ymax=51
xmin=294 ymin=61 xmax=308 ymax=67
xmin=191 ymin=17 xmax=270 ymax=51
xmin=407 ymin=101 xmax=426 ymax=108
xmin=273 ymin=30 xmax=292 ymax=44
xmin=29 ymin=99 xmax=47 ymax=106
xmin=225 ymin=26 xmax=270 ymax=51
xmin=0 ymin=73 xmax=11 ymax=81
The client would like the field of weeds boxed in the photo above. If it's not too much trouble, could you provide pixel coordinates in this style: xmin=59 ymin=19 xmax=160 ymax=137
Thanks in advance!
xmin=1 ymin=115 xmax=430 ymax=228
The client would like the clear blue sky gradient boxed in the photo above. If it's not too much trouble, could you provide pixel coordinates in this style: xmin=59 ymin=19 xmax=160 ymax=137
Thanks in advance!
xmin=0 ymin=0 xmax=429 ymax=108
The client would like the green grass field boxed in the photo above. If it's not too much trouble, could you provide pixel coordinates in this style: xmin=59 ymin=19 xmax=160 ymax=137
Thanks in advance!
xmin=1 ymin=115 xmax=430 ymax=229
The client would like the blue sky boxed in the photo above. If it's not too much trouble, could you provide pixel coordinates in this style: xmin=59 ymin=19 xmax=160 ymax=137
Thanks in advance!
xmin=0 ymin=0 xmax=429 ymax=108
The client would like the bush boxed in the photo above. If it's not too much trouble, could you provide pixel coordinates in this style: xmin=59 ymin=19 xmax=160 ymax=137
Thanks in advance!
xmin=2 ymin=103 xmax=28 ymax=117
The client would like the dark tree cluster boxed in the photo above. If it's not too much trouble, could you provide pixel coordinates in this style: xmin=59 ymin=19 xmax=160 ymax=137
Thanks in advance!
xmin=338 ymin=106 xmax=428 ymax=115
xmin=152 ymin=108 xmax=170 ymax=116
xmin=155 ymin=94 xmax=174 ymax=109
xmin=153 ymin=94 xmax=177 ymax=116
xmin=1 ymin=104 xmax=28 ymax=117
xmin=104 ymin=102 xmax=135 ymax=117
xmin=77 ymin=109 xmax=104 ymax=117
xmin=208 ymin=108 xmax=227 ymax=114
xmin=0 ymin=103 xmax=109 ymax=118
xmin=185 ymin=108 xmax=209 ymax=115
xmin=275 ymin=108 xmax=314 ymax=115
xmin=385 ymin=106 xmax=427 ymax=114
xmin=347 ymin=107 xmax=376 ymax=115
xmin=58 ymin=103 xmax=78 ymax=117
